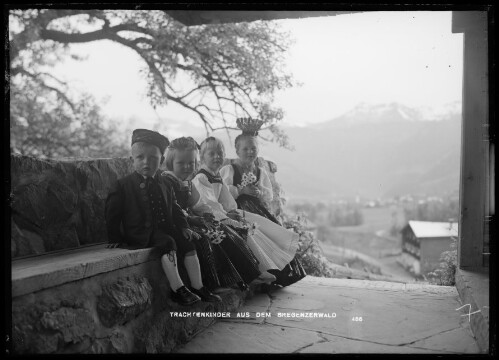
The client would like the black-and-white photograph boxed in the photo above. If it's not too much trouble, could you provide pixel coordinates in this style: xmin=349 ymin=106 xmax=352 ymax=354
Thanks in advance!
xmin=6 ymin=5 xmax=493 ymax=355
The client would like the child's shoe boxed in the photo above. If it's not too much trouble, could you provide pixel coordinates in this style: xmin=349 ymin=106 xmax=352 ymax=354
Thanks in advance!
xmin=190 ymin=286 xmax=222 ymax=302
xmin=211 ymin=287 xmax=233 ymax=294
xmin=237 ymin=281 xmax=249 ymax=291
xmin=261 ymin=282 xmax=282 ymax=293
xmin=171 ymin=286 xmax=201 ymax=306
xmin=250 ymin=271 xmax=277 ymax=285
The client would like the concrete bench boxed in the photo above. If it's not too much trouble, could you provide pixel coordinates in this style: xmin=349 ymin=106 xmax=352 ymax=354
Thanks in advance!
xmin=10 ymin=154 xmax=281 ymax=354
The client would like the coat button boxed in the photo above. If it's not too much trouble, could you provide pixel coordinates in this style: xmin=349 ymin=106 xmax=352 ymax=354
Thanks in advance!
xmin=145 ymin=222 xmax=151 ymax=228
xmin=140 ymin=182 xmax=146 ymax=189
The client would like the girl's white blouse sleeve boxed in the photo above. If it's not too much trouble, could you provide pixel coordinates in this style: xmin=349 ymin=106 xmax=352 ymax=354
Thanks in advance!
xmin=191 ymin=174 xmax=228 ymax=221
xmin=219 ymin=181 xmax=238 ymax=212
xmin=258 ymin=166 xmax=274 ymax=204
xmin=187 ymin=182 xmax=213 ymax=215
xmin=220 ymin=164 xmax=239 ymax=200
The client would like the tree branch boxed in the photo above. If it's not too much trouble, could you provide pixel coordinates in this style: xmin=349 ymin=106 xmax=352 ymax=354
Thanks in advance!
xmin=77 ymin=29 xmax=215 ymax=132
xmin=37 ymin=71 xmax=68 ymax=86
xmin=11 ymin=11 xmax=292 ymax=141
xmin=40 ymin=23 xmax=153 ymax=44
xmin=17 ymin=69 xmax=76 ymax=112
xmin=178 ymin=84 xmax=211 ymax=101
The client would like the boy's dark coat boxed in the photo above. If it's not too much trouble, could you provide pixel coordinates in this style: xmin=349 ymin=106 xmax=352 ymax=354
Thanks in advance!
xmin=105 ymin=171 xmax=189 ymax=247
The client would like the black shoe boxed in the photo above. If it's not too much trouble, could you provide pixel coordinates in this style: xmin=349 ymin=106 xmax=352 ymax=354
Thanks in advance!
xmin=237 ymin=281 xmax=249 ymax=291
xmin=261 ymin=283 xmax=281 ymax=294
xmin=171 ymin=286 xmax=201 ymax=306
xmin=190 ymin=286 xmax=222 ymax=302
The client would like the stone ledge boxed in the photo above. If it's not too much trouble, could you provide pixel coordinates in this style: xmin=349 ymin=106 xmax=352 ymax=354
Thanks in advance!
xmin=455 ymin=267 xmax=489 ymax=353
xmin=12 ymin=257 xmax=253 ymax=354
xmin=292 ymin=276 xmax=459 ymax=294
xmin=176 ymin=276 xmax=480 ymax=354
xmin=12 ymin=244 xmax=161 ymax=298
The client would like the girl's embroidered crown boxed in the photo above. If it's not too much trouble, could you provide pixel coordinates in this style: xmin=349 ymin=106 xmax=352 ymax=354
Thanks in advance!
xmin=236 ymin=117 xmax=265 ymax=136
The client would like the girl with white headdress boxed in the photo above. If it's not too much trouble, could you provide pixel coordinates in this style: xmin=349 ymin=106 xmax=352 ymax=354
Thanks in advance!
xmin=220 ymin=118 xmax=307 ymax=287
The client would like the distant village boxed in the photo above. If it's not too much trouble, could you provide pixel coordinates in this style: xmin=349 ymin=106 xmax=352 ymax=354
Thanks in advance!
xmin=288 ymin=192 xmax=459 ymax=281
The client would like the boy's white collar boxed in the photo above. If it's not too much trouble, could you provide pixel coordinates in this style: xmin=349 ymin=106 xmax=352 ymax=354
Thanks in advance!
xmin=138 ymin=172 xmax=157 ymax=180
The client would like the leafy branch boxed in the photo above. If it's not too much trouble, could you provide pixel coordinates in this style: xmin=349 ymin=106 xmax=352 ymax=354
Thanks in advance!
xmin=10 ymin=9 xmax=295 ymax=143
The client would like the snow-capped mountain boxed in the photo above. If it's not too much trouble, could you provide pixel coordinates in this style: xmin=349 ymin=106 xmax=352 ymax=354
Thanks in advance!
xmin=418 ymin=101 xmax=462 ymax=122
xmin=314 ymin=102 xmax=461 ymax=129
xmin=264 ymin=102 xmax=462 ymax=200
xmin=325 ymin=102 xmax=423 ymax=127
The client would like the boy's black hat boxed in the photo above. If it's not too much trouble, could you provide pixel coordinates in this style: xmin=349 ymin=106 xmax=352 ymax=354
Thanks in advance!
xmin=132 ymin=129 xmax=170 ymax=154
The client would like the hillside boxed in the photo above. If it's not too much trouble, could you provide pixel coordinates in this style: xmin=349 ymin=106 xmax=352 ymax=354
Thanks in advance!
xmin=263 ymin=102 xmax=462 ymax=200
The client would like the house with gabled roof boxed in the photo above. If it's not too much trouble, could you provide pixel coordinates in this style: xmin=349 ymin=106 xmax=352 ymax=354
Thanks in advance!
xmin=399 ymin=220 xmax=458 ymax=276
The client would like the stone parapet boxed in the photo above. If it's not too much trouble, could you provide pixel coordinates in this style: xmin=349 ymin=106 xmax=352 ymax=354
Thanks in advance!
xmin=10 ymin=155 xmax=133 ymax=257
xmin=12 ymin=248 xmax=254 ymax=354
xmin=454 ymin=268 xmax=489 ymax=353
xmin=11 ymin=154 xmax=283 ymax=258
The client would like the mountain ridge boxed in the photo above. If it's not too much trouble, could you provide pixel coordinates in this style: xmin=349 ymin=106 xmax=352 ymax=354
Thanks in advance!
xmin=265 ymin=102 xmax=462 ymax=201
xmin=294 ymin=101 xmax=462 ymax=130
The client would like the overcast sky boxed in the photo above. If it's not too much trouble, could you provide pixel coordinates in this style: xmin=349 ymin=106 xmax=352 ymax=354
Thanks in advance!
xmin=52 ymin=11 xmax=463 ymax=131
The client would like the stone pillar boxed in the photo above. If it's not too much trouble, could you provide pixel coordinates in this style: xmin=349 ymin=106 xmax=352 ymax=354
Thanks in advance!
xmin=452 ymin=11 xmax=489 ymax=268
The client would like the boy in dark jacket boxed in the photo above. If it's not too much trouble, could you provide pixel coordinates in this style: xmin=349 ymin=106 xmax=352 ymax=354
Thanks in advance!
xmin=105 ymin=129 xmax=220 ymax=305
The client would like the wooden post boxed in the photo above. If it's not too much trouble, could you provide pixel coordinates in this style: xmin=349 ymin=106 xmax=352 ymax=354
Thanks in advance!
xmin=452 ymin=11 xmax=489 ymax=269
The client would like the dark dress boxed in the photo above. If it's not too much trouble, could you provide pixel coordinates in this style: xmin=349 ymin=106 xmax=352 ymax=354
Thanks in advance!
xmin=194 ymin=169 xmax=262 ymax=285
xmin=162 ymin=172 xmax=257 ymax=289
xmin=230 ymin=163 xmax=307 ymax=287
xmin=231 ymin=163 xmax=280 ymax=223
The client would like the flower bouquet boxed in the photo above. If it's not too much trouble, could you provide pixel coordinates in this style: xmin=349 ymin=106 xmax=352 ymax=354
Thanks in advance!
xmin=237 ymin=172 xmax=258 ymax=192
xmin=201 ymin=223 xmax=226 ymax=245
xmin=230 ymin=218 xmax=257 ymax=237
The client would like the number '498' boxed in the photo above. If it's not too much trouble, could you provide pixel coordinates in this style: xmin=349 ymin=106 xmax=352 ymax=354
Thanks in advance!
xmin=352 ymin=316 xmax=363 ymax=321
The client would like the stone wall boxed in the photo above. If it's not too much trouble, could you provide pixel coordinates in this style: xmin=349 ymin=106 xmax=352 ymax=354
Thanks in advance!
xmin=10 ymin=155 xmax=134 ymax=257
xmin=11 ymin=154 xmax=283 ymax=258
xmin=12 ymin=259 xmax=251 ymax=354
